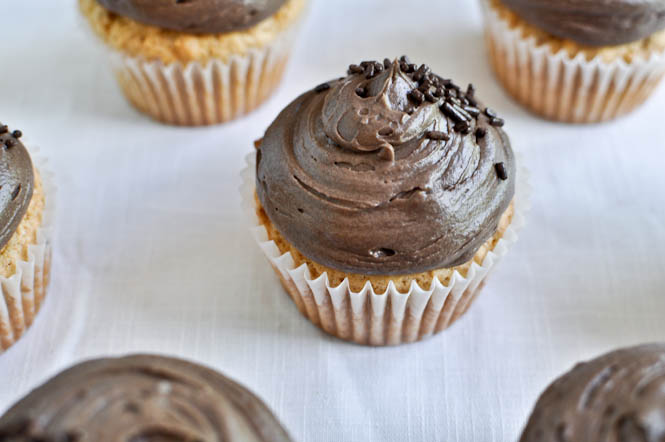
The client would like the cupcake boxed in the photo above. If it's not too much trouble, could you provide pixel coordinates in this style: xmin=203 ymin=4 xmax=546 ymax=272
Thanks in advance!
xmin=245 ymin=57 xmax=527 ymax=346
xmin=0 ymin=354 xmax=293 ymax=441
xmin=0 ymin=124 xmax=53 ymax=353
xmin=79 ymin=0 xmax=307 ymax=126
xmin=520 ymin=343 xmax=665 ymax=441
xmin=483 ymin=0 xmax=665 ymax=123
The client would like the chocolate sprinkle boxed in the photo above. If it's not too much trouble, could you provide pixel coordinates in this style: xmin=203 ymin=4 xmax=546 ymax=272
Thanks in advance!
xmin=364 ymin=63 xmax=376 ymax=79
xmin=466 ymin=84 xmax=476 ymax=98
xmin=348 ymin=64 xmax=363 ymax=75
xmin=408 ymin=90 xmax=424 ymax=105
xmin=314 ymin=82 xmax=330 ymax=93
xmin=464 ymin=106 xmax=480 ymax=117
xmin=485 ymin=108 xmax=497 ymax=118
xmin=455 ymin=122 xmax=471 ymax=134
xmin=441 ymin=102 xmax=467 ymax=124
xmin=455 ymin=104 xmax=474 ymax=122
xmin=413 ymin=64 xmax=430 ymax=82
xmin=355 ymin=87 xmax=367 ymax=98
xmin=5 ymin=139 xmax=16 ymax=149
xmin=494 ymin=162 xmax=508 ymax=180
xmin=417 ymin=80 xmax=432 ymax=92
xmin=425 ymin=131 xmax=449 ymax=141
xmin=490 ymin=117 xmax=505 ymax=127
xmin=383 ymin=58 xmax=392 ymax=69
xmin=0 ymin=125 xmax=7 ymax=134
xmin=475 ymin=127 xmax=487 ymax=139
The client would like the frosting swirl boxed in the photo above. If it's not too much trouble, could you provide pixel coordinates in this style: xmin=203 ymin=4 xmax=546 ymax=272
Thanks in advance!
xmin=256 ymin=58 xmax=515 ymax=275
xmin=521 ymin=343 xmax=665 ymax=442
xmin=0 ymin=355 xmax=293 ymax=442
xmin=96 ymin=0 xmax=287 ymax=34
xmin=501 ymin=0 xmax=665 ymax=46
xmin=0 ymin=125 xmax=34 ymax=251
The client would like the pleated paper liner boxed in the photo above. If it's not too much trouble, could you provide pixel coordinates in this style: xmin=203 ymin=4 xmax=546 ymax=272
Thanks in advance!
xmin=0 ymin=150 xmax=55 ymax=353
xmin=108 ymin=22 xmax=300 ymax=126
xmin=241 ymin=153 xmax=530 ymax=346
xmin=482 ymin=0 xmax=665 ymax=123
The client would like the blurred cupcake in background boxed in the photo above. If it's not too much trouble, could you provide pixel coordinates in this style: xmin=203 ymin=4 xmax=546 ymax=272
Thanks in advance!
xmin=79 ymin=0 xmax=307 ymax=126
xmin=483 ymin=0 xmax=665 ymax=123
xmin=520 ymin=343 xmax=665 ymax=441
xmin=0 ymin=123 xmax=54 ymax=353
xmin=243 ymin=57 xmax=529 ymax=346
xmin=0 ymin=354 xmax=293 ymax=441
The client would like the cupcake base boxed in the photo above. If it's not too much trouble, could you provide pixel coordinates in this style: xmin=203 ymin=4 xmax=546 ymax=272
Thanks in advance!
xmin=0 ymin=240 xmax=52 ymax=352
xmin=273 ymin=258 xmax=488 ymax=346
xmin=483 ymin=0 xmax=665 ymax=123
xmin=242 ymin=153 xmax=530 ymax=346
xmin=110 ymin=29 xmax=296 ymax=126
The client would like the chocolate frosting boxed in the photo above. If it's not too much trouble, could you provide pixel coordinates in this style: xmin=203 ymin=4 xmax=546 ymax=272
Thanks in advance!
xmin=0 ymin=126 xmax=34 ymax=251
xmin=0 ymin=355 xmax=293 ymax=442
xmin=96 ymin=0 xmax=287 ymax=33
xmin=501 ymin=0 xmax=665 ymax=46
xmin=521 ymin=343 xmax=665 ymax=442
xmin=256 ymin=58 xmax=515 ymax=275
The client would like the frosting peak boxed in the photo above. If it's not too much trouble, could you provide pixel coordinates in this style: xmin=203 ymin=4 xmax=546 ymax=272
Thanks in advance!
xmin=256 ymin=57 xmax=515 ymax=275
xmin=321 ymin=61 xmax=438 ymax=160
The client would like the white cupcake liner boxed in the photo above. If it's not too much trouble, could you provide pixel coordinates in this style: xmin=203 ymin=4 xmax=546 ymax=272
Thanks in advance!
xmin=106 ymin=22 xmax=300 ymax=126
xmin=0 ymin=149 xmax=55 ymax=353
xmin=482 ymin=0 xmax=665 ymax=123
xmin=241 ymin=152 xmax=531 ymax=346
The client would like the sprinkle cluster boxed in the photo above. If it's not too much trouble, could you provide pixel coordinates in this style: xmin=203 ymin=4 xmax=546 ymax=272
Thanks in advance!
xmin=312 ymin=57 xmax=510 ymax=181
xmin=0 ymin=123 xmax=22 ymax=149
xmin=0 ymin=123 xmax=26 ymax=200
xmin=341 ymin=56 xmax=505 ymax=137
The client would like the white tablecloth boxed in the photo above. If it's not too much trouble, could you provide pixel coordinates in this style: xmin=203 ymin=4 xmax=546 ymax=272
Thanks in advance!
xmin=2 ymin=1 xmax=665 ymax=441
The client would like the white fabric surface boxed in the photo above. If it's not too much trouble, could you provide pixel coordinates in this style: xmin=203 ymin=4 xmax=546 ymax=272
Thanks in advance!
xmin=2 ymin=1 xmax=665 ymax=441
